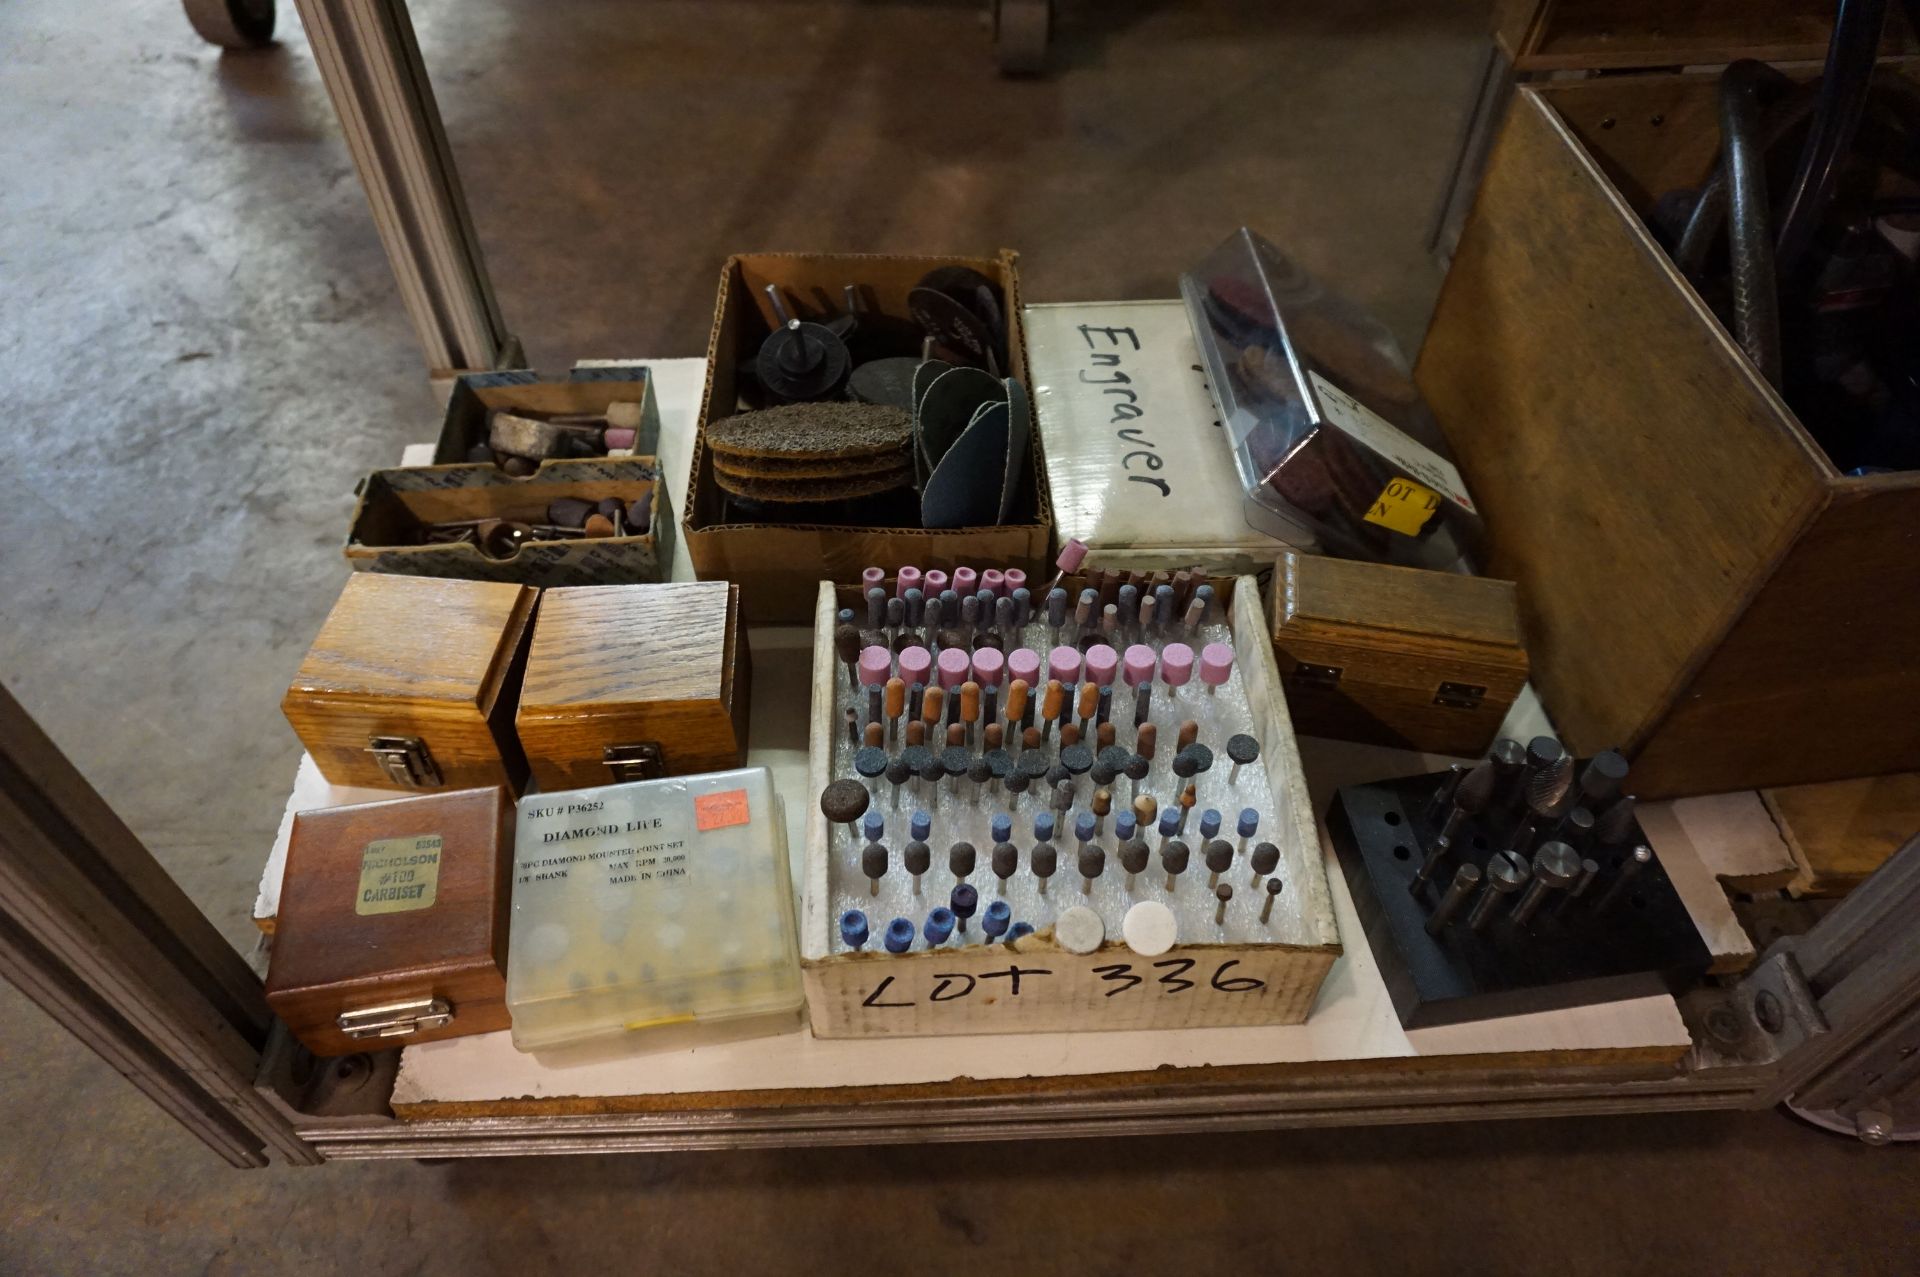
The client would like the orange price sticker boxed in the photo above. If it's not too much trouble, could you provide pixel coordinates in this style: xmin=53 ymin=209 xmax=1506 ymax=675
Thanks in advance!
xmin=694 ymin=788 xmax=751 ymax=832
xmin=1363 ymin=478 xmax=1442 ymax=537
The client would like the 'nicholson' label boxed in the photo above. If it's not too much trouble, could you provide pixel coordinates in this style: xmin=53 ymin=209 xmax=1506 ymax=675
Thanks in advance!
xmin=356 ymin=834 xmax=443 ymax=916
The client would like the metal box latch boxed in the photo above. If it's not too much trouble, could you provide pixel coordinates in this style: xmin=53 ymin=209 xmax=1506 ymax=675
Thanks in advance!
xmin=602 ymin=742 xmax=666 ymax=783
xmin=365 ymin=735 xmax=442 ymax=788
xmin=337 ymin=997 xmax=453 ymax=1040
xmin=1289 ymin=662 xmax=1344 ymax=690
xmin=1434 ymin=681 xmax=1488 ymax=710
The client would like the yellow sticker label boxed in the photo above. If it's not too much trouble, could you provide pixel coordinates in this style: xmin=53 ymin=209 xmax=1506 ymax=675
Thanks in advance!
xmin=356 ymin=834 xmax=442 ymax=916
xmin=1364 ymin=478 xmax=1442 ymax=537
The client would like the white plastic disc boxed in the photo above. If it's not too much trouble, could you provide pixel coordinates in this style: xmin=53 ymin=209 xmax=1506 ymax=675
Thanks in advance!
xmin=1122 ymin=901 xmax=1178 ymax=956
xmin=523 ymin=923 xmax=571 ymax=965
xmin=1055 ymin=905 xmax=1105 ymax=954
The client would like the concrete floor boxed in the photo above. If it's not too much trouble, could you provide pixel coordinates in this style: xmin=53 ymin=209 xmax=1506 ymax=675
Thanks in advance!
xmin=1 ymin=0 xmax=1916 ymax=1272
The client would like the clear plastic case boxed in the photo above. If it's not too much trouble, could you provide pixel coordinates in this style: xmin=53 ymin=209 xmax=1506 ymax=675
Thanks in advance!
xmin=1179 ymin=228 xmax=1483 ymax=570
xmin=505 ymin=767 xmax=801 ymax=1053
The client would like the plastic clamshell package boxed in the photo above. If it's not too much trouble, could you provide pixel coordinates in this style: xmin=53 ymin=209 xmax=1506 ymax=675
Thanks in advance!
xmin=505 ymin=767 xmax=801 ymax=1053
xmin=1177 ymin=227 xmax=1483 ymax=570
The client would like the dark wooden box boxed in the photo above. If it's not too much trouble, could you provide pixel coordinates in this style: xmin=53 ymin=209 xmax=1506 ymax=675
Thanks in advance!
xmin=1491 ymin=0 xmax=1915 ymax=74
xmin=282 ymin=574 xmax=536 ymax=794
xmin=1270 ymin=552 xmax=1528 ymax=758
xmin=265 ymin=786 xmax=514 ymax=1057
xmin=1418 ymin=76 xmax=1920 ymax=797
xmin=515 ymin=582 xmax=751 ymax=792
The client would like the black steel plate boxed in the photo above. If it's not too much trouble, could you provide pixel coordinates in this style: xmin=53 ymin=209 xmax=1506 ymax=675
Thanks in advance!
xmin=1328 ymin=772 xmax=1713 ymax=1029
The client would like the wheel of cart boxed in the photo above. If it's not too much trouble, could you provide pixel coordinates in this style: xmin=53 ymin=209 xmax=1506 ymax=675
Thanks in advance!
xmin=993 ymin=0 xmax=1052 ymax=75
xmin=183 ymin=0 xmax=277 ymax=49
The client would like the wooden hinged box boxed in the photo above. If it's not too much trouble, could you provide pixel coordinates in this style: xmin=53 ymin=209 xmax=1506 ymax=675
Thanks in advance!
xmin=265 ymin=786 xmax=514 ymax=1056
xmin=282 ymin=574 xmax=536 ymax=794
xmin=1271 ymin=552 xmax=1528 ymax=758
xmin=515 ymin=582 xmax=751 ymax=793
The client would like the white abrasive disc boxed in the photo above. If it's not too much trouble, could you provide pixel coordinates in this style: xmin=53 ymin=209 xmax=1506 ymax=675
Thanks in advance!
xmin=1055 ymin=905 xmax=1105 ymax=955
xmin=1122 ymin=901 xmax=1177 ymax=956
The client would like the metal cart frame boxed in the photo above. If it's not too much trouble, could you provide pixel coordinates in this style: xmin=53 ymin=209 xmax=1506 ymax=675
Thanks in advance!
xmin=7 ymin=675 xmax=1918 ymax=1165
xmin=7 ymin=0 xmax=1913 ymax=1166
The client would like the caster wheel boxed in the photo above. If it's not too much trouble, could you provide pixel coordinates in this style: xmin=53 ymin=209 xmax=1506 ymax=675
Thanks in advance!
xmin=184 ymin=0 xmax=276 ymax=49
xmin=993 ymin=0 xmax=1052 ymax=76
xmin=1780 ymin=1101 xmax=1917 ymax=1144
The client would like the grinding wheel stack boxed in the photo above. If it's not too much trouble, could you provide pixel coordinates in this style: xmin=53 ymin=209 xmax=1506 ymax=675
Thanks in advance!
xmin=704 ymin=401 xmax=914 ymax=503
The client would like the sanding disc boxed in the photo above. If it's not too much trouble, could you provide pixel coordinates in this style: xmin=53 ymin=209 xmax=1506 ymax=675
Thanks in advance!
xmin=712 ymin=465 xmax=914 ymax=504
xmin=848 ymin=356 xmax=922 ymax=411
xmin=710 ymin=449 xmax=910 ymax=481
xmin=705 ymin=401 xmax=911 ymax=460
xmin=911 ymin=286 xmax=998 ymax=371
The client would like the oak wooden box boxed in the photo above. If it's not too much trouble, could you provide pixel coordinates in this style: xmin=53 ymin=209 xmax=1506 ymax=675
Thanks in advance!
xmin=800 ymin=575 xmax=1340 ymax=1039
xmin=265 ymin=786 xmax=514 ymax=1057
xmin=515 ymin=582 xmax=751 ymax=792
xmin=1270 ymin=552 xmax=1527 ymax=759
xmin=282 ymin=574 xmax=536 ymax=794
xmin=1417 ymin=77 xmax=1920 ymax=798
xmin=686 ymin=251 xmax=1051 ymax=624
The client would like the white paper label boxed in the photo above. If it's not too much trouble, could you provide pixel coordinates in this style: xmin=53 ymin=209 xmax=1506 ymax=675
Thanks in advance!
xmin=1024 ymin=301 xmax=1317 ymax=552
xmin=1308 ymin=371 xmax=1476 ymax=514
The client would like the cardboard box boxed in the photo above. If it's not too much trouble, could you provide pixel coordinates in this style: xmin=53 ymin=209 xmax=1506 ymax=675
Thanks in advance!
xmin=687 ymin=251 xmax=1053 ymax=624
xmin=431 ymin=365 xmax=661 ymax=466
xmin=346 ymin=457 xmax=672 ymax=588
xmin=348 ymin=366 xmax=672 ymax=587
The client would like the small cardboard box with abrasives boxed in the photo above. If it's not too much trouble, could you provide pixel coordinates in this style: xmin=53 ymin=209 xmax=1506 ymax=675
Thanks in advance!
xmin=346 ymin=367 xmax=672 ymax=587
xmin=432 ymin=365 xmax=661 ymax=470
xmin=685 ymin=251 xmax=1053 ymax=623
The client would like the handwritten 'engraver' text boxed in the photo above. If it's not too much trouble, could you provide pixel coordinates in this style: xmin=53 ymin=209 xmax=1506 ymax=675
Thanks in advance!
xmin=1078 ymin=324 xmax=1170 ymax=498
